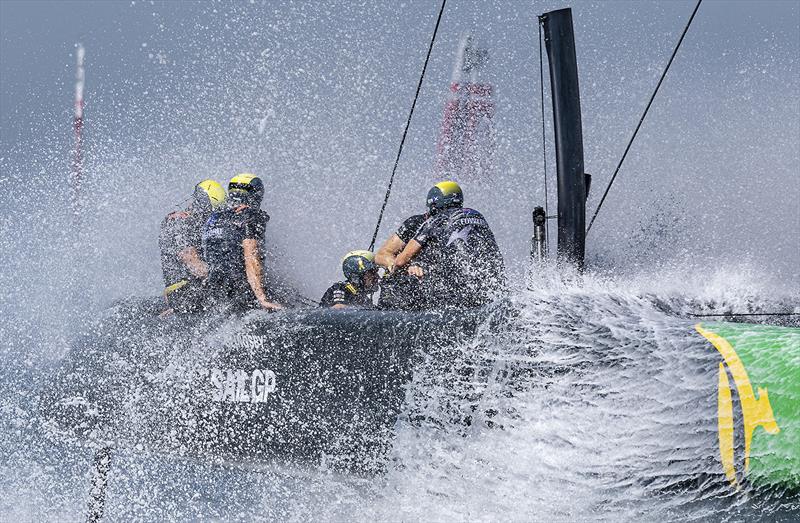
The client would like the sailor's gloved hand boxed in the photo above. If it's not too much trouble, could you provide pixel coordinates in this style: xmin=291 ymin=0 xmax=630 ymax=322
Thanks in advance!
xmin=407 ymin=264 xmax=425 ymax=278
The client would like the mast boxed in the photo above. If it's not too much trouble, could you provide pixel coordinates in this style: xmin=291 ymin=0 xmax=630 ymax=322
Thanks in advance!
xmin=540 ymin=9 xmax=587 ymax=269
xmin=71 ymin=43 xmax=85 ymax=223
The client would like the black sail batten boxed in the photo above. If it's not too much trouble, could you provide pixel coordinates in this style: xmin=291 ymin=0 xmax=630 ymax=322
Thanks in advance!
xmin=540 ymin=8 xmax=586 ymax=269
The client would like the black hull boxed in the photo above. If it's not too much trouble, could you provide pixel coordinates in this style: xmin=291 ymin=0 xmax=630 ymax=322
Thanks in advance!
xmin=41 ymin=299 xmax=487 ymax=472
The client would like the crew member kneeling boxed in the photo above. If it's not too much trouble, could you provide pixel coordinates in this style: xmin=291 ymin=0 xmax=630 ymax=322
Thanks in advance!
xmin=320 ymin=250 xmax=379 ymax=309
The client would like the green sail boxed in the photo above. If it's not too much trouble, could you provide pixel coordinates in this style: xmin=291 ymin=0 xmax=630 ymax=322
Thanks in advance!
xmin=697 ymin=322 xmax=800 ymax=489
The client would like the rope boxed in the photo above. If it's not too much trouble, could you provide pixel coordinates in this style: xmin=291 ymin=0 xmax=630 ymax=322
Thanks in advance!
xmin=538 ymin=16 xmax=549 ymax=246
xmin=586 ymin=0 xmax=703 ymax=235
xmin=691 ymin=312 xmax=799 ymax=318
xmin=368 ymin=0 xmax=447 ymax=251
xmin=295 ymin=294 xmax=319 ymax=307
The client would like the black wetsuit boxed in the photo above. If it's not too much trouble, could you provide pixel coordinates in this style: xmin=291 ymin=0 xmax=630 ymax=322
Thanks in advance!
xmin=377 ymin=213 xmax=428 ymax=310
xmin=396 ymin=213 xmax=427 ymax=243
xmin=412 ymin=207 xmax=505 ymax=308
xmin=319 ymin=281 xmax=374 ymax=308
xmin=159 ymin=208 xmax=206 ymax=313
xmin=202 ymin=203 xmax=270 ymax=311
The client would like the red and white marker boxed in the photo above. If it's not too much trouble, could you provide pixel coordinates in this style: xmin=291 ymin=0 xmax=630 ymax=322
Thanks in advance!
xmin=71 ymin=43 xmax=85 ymax=221
xmin=435 ymin=34 xmax=495 ymax=180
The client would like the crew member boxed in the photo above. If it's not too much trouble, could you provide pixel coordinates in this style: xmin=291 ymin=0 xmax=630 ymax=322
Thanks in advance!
xmin=202 ymin=173 xmax=283 ymax=311
xmin=375 ymin=213 xmax=427 ymax=271
xmin=393 ymin=180 xmax=505 ymax=308
xmin=320 ymin=250 xmax=379 ymax=308
xmin=374 ymin=212 xmax=428 ymax=309
xmin=159 ymin=179 xmax=226 ymax=314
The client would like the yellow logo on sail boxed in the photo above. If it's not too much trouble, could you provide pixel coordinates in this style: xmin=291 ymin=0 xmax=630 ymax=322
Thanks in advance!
xmin=695 ymin=324 xmax=780 ymax=488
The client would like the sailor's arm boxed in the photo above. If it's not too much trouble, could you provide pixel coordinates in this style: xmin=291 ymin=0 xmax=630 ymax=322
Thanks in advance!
xmin=375 ymin=234 xmax=406 ymax=270
xmin=394 ymin=240 xmax=424 ymax=277
xmin=243 ymin=239 xmax=282 ymax=311
xmin=177 ymin=247 xmax=208 ymax=279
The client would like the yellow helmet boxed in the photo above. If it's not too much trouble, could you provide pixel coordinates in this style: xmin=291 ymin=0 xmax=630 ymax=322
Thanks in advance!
xmin=228 ymin=173 xmax=264 ymax=204
xmin=426 ymin=180 xmax=463 ymax=213
xmin=341 ymin=250 xmax=377 ymax=284
xmin=193 ymin=179 xmax=226 ymax=210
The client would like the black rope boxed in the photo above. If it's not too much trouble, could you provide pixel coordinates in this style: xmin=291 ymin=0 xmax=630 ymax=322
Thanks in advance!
xmin=586 ymin=0 xmax=703 ymax=235
xmin=296 ymin=294 xmax=318 ymax=307
xmin=691 ymin=312 xmax=799 ymax=318
xmin=368 ymin=0 xmax=447 ymax=251
xmin=538 ymin=16 xmax=549 ymax=246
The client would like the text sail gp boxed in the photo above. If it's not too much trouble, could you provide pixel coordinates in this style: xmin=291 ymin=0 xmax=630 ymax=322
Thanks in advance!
xmin=209 ymin=368 xmax=277 ymax=403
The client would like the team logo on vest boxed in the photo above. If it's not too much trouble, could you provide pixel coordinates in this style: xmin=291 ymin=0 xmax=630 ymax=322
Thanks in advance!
xmin=447 ymin=225 xmax=474 ymax=246
xmin=209 ymin=368 xmax=277 ymax=403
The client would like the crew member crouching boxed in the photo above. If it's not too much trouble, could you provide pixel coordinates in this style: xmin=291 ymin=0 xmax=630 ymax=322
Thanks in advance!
xmin=320 ymin=250 xmax=379 ymax=309
xmin=393 ymin=180 xmax=506 ymax=308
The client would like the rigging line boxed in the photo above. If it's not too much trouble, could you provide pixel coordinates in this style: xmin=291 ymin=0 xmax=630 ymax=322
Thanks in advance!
xmin=368 ymin=0 xmax=447 ymax=251
xmin=538 ymin=16 xmax=549 ymax=247
xmin=691 ymin=312 xmax=800 ymax=317
xmin=297 ymin=294 xmax=319 ymax=306
xmin=586 ymin=0 xmax=703 ymax=235
xmin=290 ymin=293 xmax=315 ymax=305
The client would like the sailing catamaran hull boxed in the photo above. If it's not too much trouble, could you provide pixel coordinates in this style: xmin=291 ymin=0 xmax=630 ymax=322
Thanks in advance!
xmin=694 ymin=322 xmax=800 ymax=490
xmin=40 ymin=300 xmax=487 ymax=471
xmin=39 ymin=297 xmax=799 ymax=488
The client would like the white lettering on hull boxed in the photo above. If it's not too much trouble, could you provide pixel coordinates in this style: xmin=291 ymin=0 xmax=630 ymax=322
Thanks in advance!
xmin=209 ymin=368 xmax=277 ymax=403
xmin=230 ymin=334 xmax=267 ymax=351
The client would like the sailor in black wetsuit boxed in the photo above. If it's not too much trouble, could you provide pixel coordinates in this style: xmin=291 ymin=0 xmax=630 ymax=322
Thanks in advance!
xmin=202 ymin=174 xmax=283 ymax=312
xmin=374 ymin=212 xmax=429 ymax=309
xmin=159 ymin=179 xmax=226 ymax=314
xmin=320 ymin=250 xmax=379 ymax=309
xmin=394 ymin=180 xmax=505 ymax=308
xmin=375 ymin=213 xmax=427 ymax=272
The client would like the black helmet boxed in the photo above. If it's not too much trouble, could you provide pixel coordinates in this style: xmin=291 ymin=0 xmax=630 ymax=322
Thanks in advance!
xmin=342 ymin=250 xmax=378 ymax=289
xmin=228 ymin=173 xmax=264 ymax=206
xmin=426 ymin=180 xmax=463 ymax=214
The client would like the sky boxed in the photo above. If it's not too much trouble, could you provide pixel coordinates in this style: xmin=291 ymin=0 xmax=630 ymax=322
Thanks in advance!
xmin=1 ymin=0 xmax=798 ymax=307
